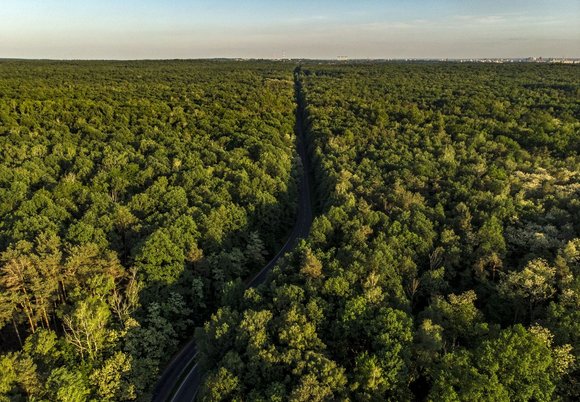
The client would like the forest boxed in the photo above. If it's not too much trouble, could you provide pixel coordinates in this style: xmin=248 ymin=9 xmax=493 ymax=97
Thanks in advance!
xmin=196 ymin=63 xmax=579 ymax=401
xmin=0 ymin=60 xmax=579 ymax=401
xmin=0 ymin=60 xmax=298 ymax=401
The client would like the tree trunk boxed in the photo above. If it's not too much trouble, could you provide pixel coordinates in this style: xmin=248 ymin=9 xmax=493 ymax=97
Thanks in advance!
xmin=12 ymin=315 xmax=23 ymax=347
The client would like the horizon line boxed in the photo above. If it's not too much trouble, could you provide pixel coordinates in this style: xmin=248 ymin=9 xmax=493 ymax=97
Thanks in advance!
xmin=1 ymin=56 xmax=579 ymax=62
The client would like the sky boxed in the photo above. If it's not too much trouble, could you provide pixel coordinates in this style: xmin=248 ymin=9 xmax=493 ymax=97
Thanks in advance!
xmin=1 ymin=0 xmax=579 ymax=59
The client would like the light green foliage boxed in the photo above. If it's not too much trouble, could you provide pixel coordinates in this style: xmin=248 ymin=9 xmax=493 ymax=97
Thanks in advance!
xmin=200 ymin=367 xmax=241 ymax=402
xmin=422 ymin=291 xmax=488 ymax=349
xmin=0 ymin=353 xmax=33 ymax=400
xmin=46 ymin=367 xmax=91 ymax=402
xmin=499 ymin=258 xmax=557 ymax=320
xmin=500 ymin=259 xmax=557 ymax=303
xmin=529 ymin=325 xmax=575 ymax=375
xmin=415 ymin=319 xmax=445 ymax=370
xmin=477 ymin=325 xmax=555 ymax=401
xmin=23 ymin=328 xmax=61 ymax=365
xmin=430 ymin=325 xmax=558 ymax=401
xmin=474 ymin=216 xmax=506 ymax=279
xmin=135 ymin=228 xmax=186 ymax=284
xmin=90 ymin=352 xmax=136 ymax=401
xmin=63 ymin=297 xmax=113 ymax=361
xmin=429 ymin=350 xmax=510 ymax=402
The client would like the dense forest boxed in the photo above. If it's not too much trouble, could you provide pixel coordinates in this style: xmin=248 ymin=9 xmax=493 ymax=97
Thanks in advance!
xmin=196 ymin=63 xmax=580 ymax=401
xmin=0 ymin=60 xmax=299 ymax=401
xmin=0 ymin=61 xmax=579 ymax=401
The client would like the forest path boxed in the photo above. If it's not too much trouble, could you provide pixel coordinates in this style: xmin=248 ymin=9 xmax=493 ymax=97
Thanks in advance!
xmin=152 ymin=69 xmax=314 ymax=402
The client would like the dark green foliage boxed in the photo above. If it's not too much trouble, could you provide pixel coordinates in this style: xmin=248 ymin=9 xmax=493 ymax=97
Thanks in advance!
xmin=197 ymin=63 xmax=579 ymax=400
xmin=0 ymin=60 xmax=297 ymax=400
xmin=2 ymin=60 xmax=579 ymax=401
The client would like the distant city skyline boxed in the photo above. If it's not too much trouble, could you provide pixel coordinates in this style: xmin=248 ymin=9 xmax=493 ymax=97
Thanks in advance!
xmin=1 ymin=0 xmax=579 ymax=59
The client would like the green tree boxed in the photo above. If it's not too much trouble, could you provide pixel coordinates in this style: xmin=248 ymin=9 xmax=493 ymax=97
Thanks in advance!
xmin=474 ymin=216 xmax=506 ymax=280
xmin=135 ymin=228 xmax=185 ymax=284
xmin=63 ymin=297 xmax=112 ymax=361
xmin=422 ymin=291 xmax=488 ymax=350
xmin=498 ymin=259 xmax=556 ymax=322
xmin=90 ymin=351 xmax=136 ymax=401
xmin=46 ymin=367 xmax=90 ymax=402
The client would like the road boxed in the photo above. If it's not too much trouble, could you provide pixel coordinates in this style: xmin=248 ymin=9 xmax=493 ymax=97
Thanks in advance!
xmin=152 ymin=74 xmax=313 ymax=402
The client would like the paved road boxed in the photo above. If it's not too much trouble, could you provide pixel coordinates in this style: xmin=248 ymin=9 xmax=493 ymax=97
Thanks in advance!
xmin=152 ymin=76 xmax=313 ymax=402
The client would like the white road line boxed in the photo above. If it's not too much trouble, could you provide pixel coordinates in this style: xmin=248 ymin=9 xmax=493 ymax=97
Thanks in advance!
xmin=170 ymin=353 xmax=199 ymax=402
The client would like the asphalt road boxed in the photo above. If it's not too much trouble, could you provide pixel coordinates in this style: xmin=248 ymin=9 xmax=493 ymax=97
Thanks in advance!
xmin=152 ymin=77 xmax=313 ymax=402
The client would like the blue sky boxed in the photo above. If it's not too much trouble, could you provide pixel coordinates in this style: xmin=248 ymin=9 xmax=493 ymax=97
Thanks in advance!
xmin=1 ymin=0 xmax=578 ymax=59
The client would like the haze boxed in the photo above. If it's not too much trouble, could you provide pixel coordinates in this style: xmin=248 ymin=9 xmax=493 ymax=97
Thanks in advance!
xmin=1 ymin=0 xmax=579 ymax=59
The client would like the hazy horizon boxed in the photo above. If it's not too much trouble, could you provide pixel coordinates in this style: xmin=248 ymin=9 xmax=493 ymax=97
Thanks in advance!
xmin=2 ymin=0 xmax=579 ymax=60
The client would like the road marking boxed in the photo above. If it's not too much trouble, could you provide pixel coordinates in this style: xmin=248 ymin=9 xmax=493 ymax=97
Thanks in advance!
xmin=169 ymin=353 xmax=199 ymax=402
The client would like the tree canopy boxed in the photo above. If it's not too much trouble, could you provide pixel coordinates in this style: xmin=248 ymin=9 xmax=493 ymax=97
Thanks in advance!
xmin=197 ymin=62 xmax=579 ymax=401
xmin=0 ymin=60 xmax=298 ymax=401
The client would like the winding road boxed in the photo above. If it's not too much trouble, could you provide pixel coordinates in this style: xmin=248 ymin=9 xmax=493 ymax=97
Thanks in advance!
xmin=152 ymin=74 xmax=313 ymax=402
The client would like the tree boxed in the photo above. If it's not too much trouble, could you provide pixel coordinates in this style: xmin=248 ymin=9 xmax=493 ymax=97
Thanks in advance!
xmin=474 ymin=216 xmax=506 ymax=280
xmin=477 ymin=325 xmax=556 ymax=401
xmin=300 ymin=247 xmax=323 ymax=279
xmin=429 ymin=349 xmax=510 ymax=401
xmin=245 ymin=231 xmax=267 ymax=267
xmin=422 ymin=291 xmax=487 ymax=350
xmin=90 ymin=351 xmax=136 ymax=401
xmin=0 ymin=243 xmax=41 ymax=333
xmin=63 ymin=297 xmax=112 ymax=361
xmin=195 ymin=307 xmax=240 ymax=368
xmin=430 ymin=325 xmax=558 ymax=401
xmin=415 ymin=319 xmax=445 ymax=372
xmin=352 ymin=352 xmax=391 ymax=400
xmin=199 ymin=367 xmax=241 ymax=402
xmin=46 ymin=367 xmax=90 ymax=402
xmin=135 ymin=228 xmax=185 ymax=284
xmin=0 ymin=352 xmax=41 ymax=400
xmin=498 ymin=259 xmax=556 ymax=322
